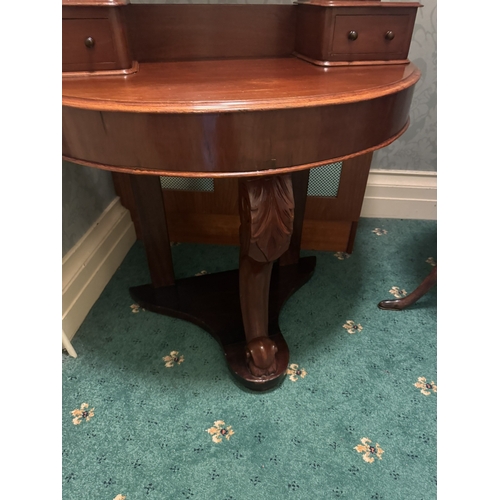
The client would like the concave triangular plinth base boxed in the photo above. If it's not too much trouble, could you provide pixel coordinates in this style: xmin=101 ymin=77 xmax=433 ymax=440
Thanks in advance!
xmin=130 ymin=256 xmax=316 ymax=391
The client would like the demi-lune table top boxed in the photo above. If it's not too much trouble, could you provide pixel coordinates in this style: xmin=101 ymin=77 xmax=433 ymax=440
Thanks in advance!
xmin=62 ymin=57 xmax=420 ymax=113
xmin=62 ymin=58 xmax=419 ymax=178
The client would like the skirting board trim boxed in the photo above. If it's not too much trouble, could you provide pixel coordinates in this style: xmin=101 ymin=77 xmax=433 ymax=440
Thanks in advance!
xmin=360 ymin=169 xmax=437 ymax=220
xmin=62 ymin=197 xmax=136 ymax=356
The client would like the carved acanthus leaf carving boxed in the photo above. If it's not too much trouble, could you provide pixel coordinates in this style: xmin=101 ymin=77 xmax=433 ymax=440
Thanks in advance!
xmin=239 ymin=174 xmax=294 ymax=263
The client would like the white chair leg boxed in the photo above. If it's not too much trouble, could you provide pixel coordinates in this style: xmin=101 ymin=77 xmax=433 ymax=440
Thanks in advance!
xmin=62 ymin=329 xmax=77 ymax=358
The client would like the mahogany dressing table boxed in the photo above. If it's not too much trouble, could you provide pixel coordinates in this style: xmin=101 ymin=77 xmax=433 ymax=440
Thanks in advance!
xmin=62 ymin=0 xmax=422 ymax=391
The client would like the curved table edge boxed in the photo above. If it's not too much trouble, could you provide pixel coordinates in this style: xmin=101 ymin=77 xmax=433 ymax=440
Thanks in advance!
xmin=62 ymin=119 xmax=409 ymax=177
xmin=61 ymin=64 xmax=421 ymax=114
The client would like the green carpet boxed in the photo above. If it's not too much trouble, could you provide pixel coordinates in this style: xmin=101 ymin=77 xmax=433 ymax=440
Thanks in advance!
xmin=62 ymin=217 xmax=437 ymax=500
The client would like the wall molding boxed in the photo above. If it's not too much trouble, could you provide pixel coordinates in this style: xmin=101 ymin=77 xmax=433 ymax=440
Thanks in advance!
xmin=360 ymin=169 xmax=437 ymax=220
xmin=62 ymin=197 xmax=136 ymax=356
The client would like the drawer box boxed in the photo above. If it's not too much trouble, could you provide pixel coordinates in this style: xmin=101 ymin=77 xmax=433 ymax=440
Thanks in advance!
xmin=62 ymin=18 xmax=117 ymax=71
xmin=295 ymin=1 xmax=421 ymax=66
xmin=62 ymin=4 xmax=134 ymax=74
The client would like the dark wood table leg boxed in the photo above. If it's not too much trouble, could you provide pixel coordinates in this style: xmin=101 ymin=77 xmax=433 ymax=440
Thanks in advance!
xmin=378 ymin=265 xmax=437 ymax=311
xmin=128 ymin=173 xmax=316 ymax=391
xmin=129 ymin=175 xmax=175 ymax=287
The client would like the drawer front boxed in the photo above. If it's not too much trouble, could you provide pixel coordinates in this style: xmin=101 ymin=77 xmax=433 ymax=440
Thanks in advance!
xmin=62 ymin=18 xmax=117 ymax=71
xmin=331 ymin=14 xmax=413 ymax=61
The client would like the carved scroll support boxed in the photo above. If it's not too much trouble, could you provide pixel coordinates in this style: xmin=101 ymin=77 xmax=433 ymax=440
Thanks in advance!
xmin=238 ymin=174 xmax=294 ymax=377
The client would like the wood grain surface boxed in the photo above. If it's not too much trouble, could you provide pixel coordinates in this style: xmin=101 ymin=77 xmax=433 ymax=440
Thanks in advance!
xmin=124 ymin=4 xmax=296 ymax=63
xmin=62 ymin=58 xmax=418 ymax=177
xmin=62 ymin=58 xmax=419 ymax=112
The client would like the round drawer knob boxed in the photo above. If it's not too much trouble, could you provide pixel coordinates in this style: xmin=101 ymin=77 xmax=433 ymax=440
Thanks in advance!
xmin=347 ymin=30 xmax=358 ymax=41
xmin=385 ymin=31 xmax=395 ymax=41
xmin=84 ymin=36 xmax=95 ymax=48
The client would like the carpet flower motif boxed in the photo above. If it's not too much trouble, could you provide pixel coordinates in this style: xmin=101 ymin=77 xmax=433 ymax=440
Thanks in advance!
xmin=354 ymin=438 xmax=384 ymax=463
xmin=426 ymin=257 xmax=436 ymax=266
xmin=333 ymin=252 xmax=350 ymax=260
xmin=343 ymin=320 xmax=363 ymax=334
xmin=195 ymin=270 xmax=208 ymax=276
xmin=113 ymin=495 xmax=126 ymax=500
xmin=130 ymin=304 xmax=144 ymax=313
xmin=286 ymin=363 xmax=307 ymax=382
xmin=206 ymin=420 xmax=234 ymax=443
xmin=389 ymin=286 xmax=407 ymax=299
xmin=372 ymin=228 xmax=388 ymax=236
xmin=414 ymin=377 xmax=437 ymax=395
xmin=163 ymin=351 xmax=185 ymax=368
xmin=71 ymin=403 xmax=95 ymax=425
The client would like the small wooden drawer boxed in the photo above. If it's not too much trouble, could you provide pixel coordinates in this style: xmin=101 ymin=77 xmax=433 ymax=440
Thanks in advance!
xmin=62 ymin=4 xmax=134 ymax=75
xmin=294 ymin=2 xmax=421 ymax=67
xmin=331 ymin=14 xmax=414 ymax=61
xmin=62 ymin=18 xmax=118 ymax=72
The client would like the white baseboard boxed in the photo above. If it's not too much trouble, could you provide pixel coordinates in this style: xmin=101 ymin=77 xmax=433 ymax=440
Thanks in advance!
xmin=62 ymin=197 xmax=136 ymax=355
xmin=360 ymin=169 xmax=437 ymax=220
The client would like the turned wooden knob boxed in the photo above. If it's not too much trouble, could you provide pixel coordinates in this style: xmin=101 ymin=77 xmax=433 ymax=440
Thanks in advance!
xmin=385 ymin=31 xmax=395 ymax=40
xmin=347 ymin=30 xmax=358 ymax=41
xmin=84 ymin=36 xmax=95 ymax=48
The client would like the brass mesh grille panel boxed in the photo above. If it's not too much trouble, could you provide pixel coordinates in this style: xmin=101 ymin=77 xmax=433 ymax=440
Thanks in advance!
xmin=307 ymin=162 xmax=343 ymax=197
xmin=159 ymin=161 xmax=342 ymax=196
xmin=160 ymin=177 xmax=214 ymax=192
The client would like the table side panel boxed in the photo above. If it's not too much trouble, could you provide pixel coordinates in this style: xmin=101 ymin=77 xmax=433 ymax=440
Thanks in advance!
xmin=62 ymin=86 xmax=414 ymax=176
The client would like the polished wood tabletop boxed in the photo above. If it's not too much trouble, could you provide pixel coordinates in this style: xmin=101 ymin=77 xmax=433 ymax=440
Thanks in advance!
xmin=62 ymin=58 xmax=420 ymax=112
xmin=62 ymin=58 xmax=418 ymax=178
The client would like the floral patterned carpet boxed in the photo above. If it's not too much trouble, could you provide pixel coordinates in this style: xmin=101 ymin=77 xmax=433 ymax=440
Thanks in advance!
xmin=62 ymin=217 xmax=437 ymax=500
